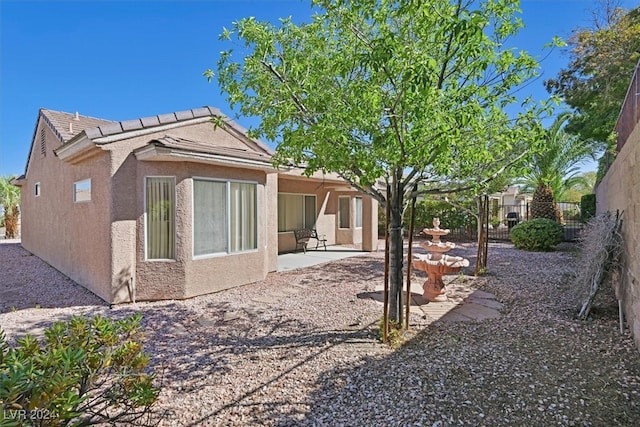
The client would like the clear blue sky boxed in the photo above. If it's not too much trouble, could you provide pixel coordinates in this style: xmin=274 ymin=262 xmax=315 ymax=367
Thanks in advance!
xmin=1 ymin=0 xmax=637 ymax=177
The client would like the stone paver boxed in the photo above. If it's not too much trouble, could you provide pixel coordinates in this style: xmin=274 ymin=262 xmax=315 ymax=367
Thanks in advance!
xmin=450 ymin=302 xmax=502 ymax=321
xmin=371 ymin=275 xmax=503 ymax=324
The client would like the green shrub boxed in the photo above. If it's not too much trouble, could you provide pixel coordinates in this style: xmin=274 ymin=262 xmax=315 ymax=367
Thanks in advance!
xmin=580 ymin=193 xmax=596 ymax=222
xmin=0 ymin=314 xmax=158 ymax=426
xmin=511 ymin=218 xmax=564 ymax=251
xmin=410 ymin=199 xmax=477 ymax=231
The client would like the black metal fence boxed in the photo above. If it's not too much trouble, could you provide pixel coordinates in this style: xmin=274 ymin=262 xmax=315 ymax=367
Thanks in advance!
xmin=424 ymin=202 xmax=584 ymax=242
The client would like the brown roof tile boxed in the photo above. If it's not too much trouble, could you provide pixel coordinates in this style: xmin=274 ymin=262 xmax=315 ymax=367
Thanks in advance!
xmin=98 ymin=122 xmax=125 ymax=136
xmin=120 ymin=119 xmax=144 ymax=132
xmin=45 ymin=107 xmax=273 ymax=158
xmin=158 ymin=113 xmax=178 ymax=124
xmin=140 ymin=115 xmax=161 ymax=128
xmin=40 ymin=109 xmax=113 ymax=142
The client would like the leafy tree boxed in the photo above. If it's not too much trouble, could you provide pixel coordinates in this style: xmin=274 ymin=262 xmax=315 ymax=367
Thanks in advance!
xmin=212 ymin=0 xmax=554 ymax=323
xmin=0 ymin=314 xmax=159 ymax=426
xmin=0 ymin=176 xmax=20 ymax=239
xmin=519 ymin=113 xmax=596 ymax=220
xmin=580 ymin=193 xmax=597 ymax=222
xmin=410 ymin=197 xmax=477 ymax=234
xmin=545 ymin=0 xmax=640 ymax=145
xmin=562 ymin=171 xmax=596 ymax=203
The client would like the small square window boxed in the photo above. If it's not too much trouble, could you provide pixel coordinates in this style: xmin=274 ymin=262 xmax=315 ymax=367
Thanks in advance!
xmin=74 ymin=179 xmax=91 ymax=203
xmin=34 ymin=182 xmax=41 ymax=197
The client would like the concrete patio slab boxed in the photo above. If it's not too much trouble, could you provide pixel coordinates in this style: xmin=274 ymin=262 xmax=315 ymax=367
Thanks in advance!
xmin=277 ymin=246 xmax=366 ymax=272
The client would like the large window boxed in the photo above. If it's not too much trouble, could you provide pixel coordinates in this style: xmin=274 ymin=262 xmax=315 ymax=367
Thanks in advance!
xmin=193 ymin=179 xmax=257 ymax=257
xmin=338 ymin=196 xmax=350 ymax=229
xmin=146 ymin=177 xmax=175 ymax=260
xmin=278 ymin=194 xmax=316 ymax=232
xmin=355 ymin=197 xmax=363 ymax=228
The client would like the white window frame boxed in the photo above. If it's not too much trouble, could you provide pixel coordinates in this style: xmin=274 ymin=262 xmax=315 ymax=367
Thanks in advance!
xmin=277 ymin=193 xmax=317 ymax=233
xmin=338 ymin=196 xmax=351 ymax=229
xmin=355 ymin=196 xmax=363 ymax=229
xmin=144 ymin=176 xmax=176 ymax=261
xmin=192 ymin=177 xmax=259 ymax=260
xmin=73 ymin=179 xmax=91 ymax=203
xmin=34 ymin=182 xmax=40 ymax=197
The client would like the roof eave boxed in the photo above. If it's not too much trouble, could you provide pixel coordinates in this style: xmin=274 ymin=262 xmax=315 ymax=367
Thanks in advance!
xmin=54 ymin=134 xmax=101 ymax=164
xmin=134 ymin=145 xmax=276 ymax=171
xmin=11 ymin=175 xmax=26 ymax=187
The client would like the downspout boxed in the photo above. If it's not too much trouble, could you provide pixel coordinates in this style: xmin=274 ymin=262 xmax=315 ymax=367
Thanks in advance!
xmin=130 ymin=275 xmax=136 ymax=304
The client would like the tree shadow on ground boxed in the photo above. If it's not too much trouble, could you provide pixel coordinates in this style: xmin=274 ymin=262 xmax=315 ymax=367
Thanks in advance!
xmin=278 ymin=312 xmax=640 ymax=426
xmin=5 ymin=240 xmax=624 ymax=426
xmin=274 ymin=277 xmax=640 ymax=427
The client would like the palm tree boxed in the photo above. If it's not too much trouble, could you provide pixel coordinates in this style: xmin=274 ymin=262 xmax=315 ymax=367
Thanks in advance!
xmin=0 ymin=176 xmax=20 ymax=238
xmin=520 ymin=113 xmax=597 ymax=222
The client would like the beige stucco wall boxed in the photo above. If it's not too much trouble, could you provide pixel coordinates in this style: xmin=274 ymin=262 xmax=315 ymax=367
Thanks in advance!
xmin=595 ymin=123 xmax=640 ymax=348
xmin=277 ymin=178 xmax=337 ymax=252
xmin=21 ymin=118 xmax=278 ymax=304
xmin=21 ymin=115 xmax=377 ymax=303
xmin=19 ymin=121 xmax=113 ymax=302
xmin=276 ymin=179 xmax=378 ymax=253
xmin=362 ymin=196 xmax=379 ymax=252
xmin=106 ymin=121 xmax=278 ymax=302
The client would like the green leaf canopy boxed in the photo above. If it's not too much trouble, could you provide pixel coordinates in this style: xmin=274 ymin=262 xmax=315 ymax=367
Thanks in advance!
xmin=214 ymin=0 xmax=553 ymax=203
xmin=213 ymin=0 xmax=556 ymax=323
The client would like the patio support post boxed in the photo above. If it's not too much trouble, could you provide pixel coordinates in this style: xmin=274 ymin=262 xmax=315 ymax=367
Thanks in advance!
xmin=383 ymin=185 xmax=391 ymax=343
xmin=405 ymin=184 xmax=417 ymax=329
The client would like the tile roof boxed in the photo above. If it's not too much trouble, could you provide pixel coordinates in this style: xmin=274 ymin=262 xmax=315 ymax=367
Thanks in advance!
xmin=42 ymin=107 xmax=225 ymax=144
xmin=77 ymin=106 xmax=224 ymax=141
xmin=40 ymin=109 xmax=113 ymax=143
xmin=147 ymin=135 xmax=273 ymax=163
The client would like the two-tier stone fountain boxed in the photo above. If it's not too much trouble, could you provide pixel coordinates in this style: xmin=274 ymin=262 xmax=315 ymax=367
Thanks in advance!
xmin=412 ymin=218 xmax=469 ymax=302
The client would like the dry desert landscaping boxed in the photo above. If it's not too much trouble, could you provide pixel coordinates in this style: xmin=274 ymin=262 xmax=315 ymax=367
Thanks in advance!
xmin=1 ymin=239 xmax=640 ymax=426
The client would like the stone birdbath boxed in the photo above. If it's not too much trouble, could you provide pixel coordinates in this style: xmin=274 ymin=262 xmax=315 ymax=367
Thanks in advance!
xmin=412 ymin=218 xmax=469 ymax=302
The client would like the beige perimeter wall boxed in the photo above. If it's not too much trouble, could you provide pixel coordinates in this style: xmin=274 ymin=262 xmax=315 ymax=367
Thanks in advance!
xmin=595 ymin=123 xmax=640 ymax=348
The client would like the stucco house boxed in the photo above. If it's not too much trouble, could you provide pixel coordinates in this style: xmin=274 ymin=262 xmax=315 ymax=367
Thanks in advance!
xmin=13 ymin=107 xmax=378 ymax=304
xmin=488 ymin=185 xmax=532 ymax=225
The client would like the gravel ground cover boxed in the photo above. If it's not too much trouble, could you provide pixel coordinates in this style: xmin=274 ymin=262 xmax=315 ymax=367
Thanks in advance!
xmin=1 ymin=239 xmax=640 ymax=426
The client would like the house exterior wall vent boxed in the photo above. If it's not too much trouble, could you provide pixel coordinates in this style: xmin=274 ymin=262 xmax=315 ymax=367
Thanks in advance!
xmin=40 ymin=128 xmax=46 ymax=156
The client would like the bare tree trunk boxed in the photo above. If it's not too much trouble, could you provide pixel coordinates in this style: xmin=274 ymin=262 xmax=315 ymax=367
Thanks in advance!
xmin=475 ymin=195 xmax=489 ymax=275
xmin=388 ymin=174 xmax=404 ymax=324
xmin=405 ymin=185 xmax=417 ymax=329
